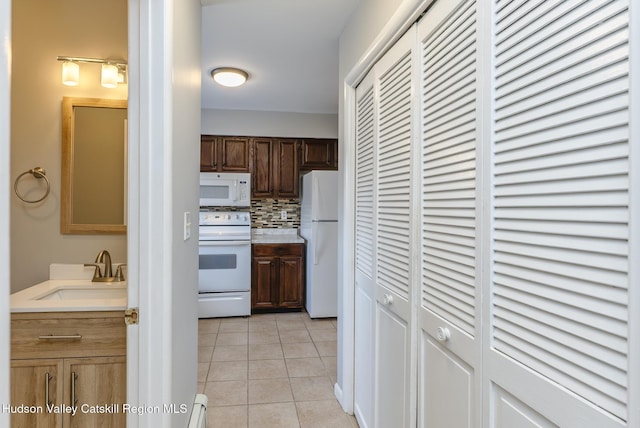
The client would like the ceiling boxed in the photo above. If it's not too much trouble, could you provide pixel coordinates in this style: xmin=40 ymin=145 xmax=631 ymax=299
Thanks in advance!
xmin=200 ymin=0 xmax=361 ymax=115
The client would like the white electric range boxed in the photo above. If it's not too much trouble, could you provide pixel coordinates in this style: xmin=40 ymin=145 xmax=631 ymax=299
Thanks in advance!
xmin=198 ymin=210 xmax=251 ymax=318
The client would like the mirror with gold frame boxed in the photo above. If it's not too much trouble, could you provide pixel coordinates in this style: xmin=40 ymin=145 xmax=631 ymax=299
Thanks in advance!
xmin=61 ymin=97 xmax=128 ymax=234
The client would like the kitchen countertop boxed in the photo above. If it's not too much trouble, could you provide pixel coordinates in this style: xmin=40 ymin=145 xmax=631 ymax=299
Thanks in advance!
xmin=251 ymin=228 xmax=305 ymax=244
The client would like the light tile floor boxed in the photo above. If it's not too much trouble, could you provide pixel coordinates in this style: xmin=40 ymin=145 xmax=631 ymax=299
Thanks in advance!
xmin=198 ymin=312 xmax=359 ymax=428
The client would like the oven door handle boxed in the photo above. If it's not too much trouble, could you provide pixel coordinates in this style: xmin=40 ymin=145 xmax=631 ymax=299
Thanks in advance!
xmin=199 ymin=240 xmax=251 ymax=247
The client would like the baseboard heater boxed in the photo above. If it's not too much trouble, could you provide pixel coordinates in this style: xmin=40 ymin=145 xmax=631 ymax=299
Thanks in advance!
xmin=187 ymin=394 xmax=208 ymax=428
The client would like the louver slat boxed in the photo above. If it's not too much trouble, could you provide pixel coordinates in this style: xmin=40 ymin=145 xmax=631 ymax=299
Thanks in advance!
xmin=421 ymin=0 xmax=477 ymax=336
xmin=356 ymin=86 xmax=375 ymax=278
xmin=377 ymin=52 xmax=412 ymax=301
xmin=492 ymin=0 xmax=630 ymax=421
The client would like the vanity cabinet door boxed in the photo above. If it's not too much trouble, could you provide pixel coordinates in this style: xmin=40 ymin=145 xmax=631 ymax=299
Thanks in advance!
xmin=63 ymin=356 xmax=126 ymax=428
xmin=11 ymin=359 xmax=64 ymax=428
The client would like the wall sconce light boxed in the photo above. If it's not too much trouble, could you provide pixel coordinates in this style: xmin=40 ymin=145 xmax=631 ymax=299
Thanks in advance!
xmin=62 ymin=61 xmax=80 ymax=86
xmin=57 ymin=56 xmax=128 ymax=88
xmin=211 ymin=67 xmax=248 ymax=87
xmin=101 ymin=63 xmax=119 ymax=88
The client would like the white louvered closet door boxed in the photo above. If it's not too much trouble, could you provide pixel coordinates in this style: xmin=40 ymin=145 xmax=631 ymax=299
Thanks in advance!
xmin=417 ymin=0 xmax=481 ymax=426
xmin=372 ymin=26 xmax=416 ymax=428
xmin=487 ymin=1 xmax=631 ymax=427
xmin=354 ymin=69 xmax=376 ymax=428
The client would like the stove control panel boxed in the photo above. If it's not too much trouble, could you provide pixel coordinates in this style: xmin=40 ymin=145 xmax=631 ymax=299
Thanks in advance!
xmin=199 ymin=210 xmax=251 ymax=226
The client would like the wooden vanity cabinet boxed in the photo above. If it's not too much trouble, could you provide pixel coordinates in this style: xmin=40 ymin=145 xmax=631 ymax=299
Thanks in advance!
xmin=252 ymin=243 xmax=305 ymax=311
xmin=299 ymin=138 xmax=338 ymax=171
xmin=201 ymin=135 xmax=251 ymax=172
xmin=10 ymin=311 xmax=126 ymax=428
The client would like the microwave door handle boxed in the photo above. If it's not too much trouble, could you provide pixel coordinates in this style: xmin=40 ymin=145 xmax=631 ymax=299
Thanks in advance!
xmin=233 ymin=180 xmax=238 ymax=201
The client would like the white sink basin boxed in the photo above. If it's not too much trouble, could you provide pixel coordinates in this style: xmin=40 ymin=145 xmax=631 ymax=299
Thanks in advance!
xmin=36 ymin=285 xmax=127 ymax=301
xmin=11 ymin=279 xmax=128 ymax=312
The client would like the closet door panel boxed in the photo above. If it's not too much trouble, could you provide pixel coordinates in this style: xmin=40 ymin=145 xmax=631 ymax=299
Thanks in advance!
xmin=420 ymin=331 xmax=473 ymax=428
xmin=375 ymin=304 xmax=409 ymax=428
xmin=354 ymin=72 xmax=376 ymax=428
xmin=417 ymin=0 xmax=481 ymax=426
xmin=489 ymin=0 xmax=630 ymax=426
xmin=373 ymin=27 xmax=415 ymax=428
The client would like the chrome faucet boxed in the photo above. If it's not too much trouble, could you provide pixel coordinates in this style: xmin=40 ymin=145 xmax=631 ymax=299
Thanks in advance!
xmin=85 ymin=250 xmax=125 ymax=282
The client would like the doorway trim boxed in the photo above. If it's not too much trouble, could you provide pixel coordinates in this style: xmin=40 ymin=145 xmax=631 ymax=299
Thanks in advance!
xmin=0 ymin=0 xmax=11 ymax=424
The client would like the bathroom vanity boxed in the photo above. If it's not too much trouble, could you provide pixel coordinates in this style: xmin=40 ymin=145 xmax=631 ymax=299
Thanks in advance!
xmin=10 ymin=264 xmax=128 ymax=427
xmin=10 ymin=311 xmax=126 ymax=428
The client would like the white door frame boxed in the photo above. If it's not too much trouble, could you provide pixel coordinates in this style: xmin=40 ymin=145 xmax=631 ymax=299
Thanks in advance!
xmin=0 ymin=0 xmax=11 ymax=425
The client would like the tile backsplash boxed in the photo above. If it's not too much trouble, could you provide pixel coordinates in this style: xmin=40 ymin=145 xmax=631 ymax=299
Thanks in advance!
xmin=205 ymin=198 xmax=300 ymax=229
xmin=251 ymin=199 xmax=300 ymax=229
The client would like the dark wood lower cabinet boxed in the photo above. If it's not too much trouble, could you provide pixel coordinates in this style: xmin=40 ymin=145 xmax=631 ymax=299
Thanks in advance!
xmin=251 ymin=243 xmax=305 ymax=311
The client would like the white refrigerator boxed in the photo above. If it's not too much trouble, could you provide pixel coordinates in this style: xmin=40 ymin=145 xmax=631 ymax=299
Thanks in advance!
xmin=300 ymin=170 xmax=339 ymax=318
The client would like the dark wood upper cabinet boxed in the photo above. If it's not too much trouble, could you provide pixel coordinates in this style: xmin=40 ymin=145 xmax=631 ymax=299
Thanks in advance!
xmin=200 ymin=135 xmax=250 ymax=172
xmin=251 ymin=138 xmax=275 ymax=198
xmin=300 ymin=138 xmax=338 ymax=171
xmin=200 ymin=135 xmax=218 ymax=172
xmin=275 ymin=139 xmax=299 ymax=198
xmin=250 ymin=138 xmax=299 ymax=199
xmin=202 ymin=135 xmax=337 ymax=198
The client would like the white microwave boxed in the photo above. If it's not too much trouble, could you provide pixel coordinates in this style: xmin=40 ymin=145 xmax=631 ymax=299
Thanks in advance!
xmin=200 ymin=172 xmax=251 ymax=207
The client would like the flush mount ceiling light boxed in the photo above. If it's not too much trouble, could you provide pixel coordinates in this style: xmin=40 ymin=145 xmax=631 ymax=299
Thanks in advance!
xmin=211 ymin=67 xmax=248 ymax=87
xmin=57 ymin=56 xmax=128 ymax=88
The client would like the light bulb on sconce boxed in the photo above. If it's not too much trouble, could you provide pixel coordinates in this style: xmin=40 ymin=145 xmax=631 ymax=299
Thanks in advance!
xmin=62 ymin=61 xmax=79 ymax=86
xmin=101 ymin=63 xmax=118 ymax=88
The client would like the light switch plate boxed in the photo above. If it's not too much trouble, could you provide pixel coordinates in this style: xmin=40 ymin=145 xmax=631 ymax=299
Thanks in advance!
xmin=184 ymin=212 xmax=191 ymax=240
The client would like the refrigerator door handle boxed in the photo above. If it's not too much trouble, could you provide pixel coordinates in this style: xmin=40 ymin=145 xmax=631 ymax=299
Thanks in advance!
xmin=312 ymin=221 xmax=319 ymax=265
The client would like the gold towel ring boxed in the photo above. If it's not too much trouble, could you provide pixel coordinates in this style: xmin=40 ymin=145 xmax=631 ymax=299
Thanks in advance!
xmin=14 ymin=167 xmax=50 ymax=203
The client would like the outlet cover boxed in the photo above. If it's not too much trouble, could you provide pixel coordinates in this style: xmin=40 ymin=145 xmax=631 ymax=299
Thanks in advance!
xmin=280 ymin=210 xmax=287 ymax=220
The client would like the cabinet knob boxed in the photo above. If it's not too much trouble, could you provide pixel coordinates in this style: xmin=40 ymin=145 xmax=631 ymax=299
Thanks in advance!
xmin=436 ymin=326 xmax=451 ymax=342
xmin=383 ymin=294 xmax=394 ymax=305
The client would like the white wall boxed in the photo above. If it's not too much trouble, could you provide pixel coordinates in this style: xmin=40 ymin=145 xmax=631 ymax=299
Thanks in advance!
xmin=202 ymin=108 xmax=338 ymax=138
xmin=170 ymin=0 xmax=201 ymax=425
xmin=0 ymin=0 xmax=11 ymax=423
xmin=10 ymin=0 xmax=128 ymax=292
xmin=131 ymin=0 xmax=201 ymax=426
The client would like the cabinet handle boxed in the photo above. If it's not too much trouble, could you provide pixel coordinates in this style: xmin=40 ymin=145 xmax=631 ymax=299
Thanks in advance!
xmin=71 ymin=371 xmax=78 ymax=407
xmin=38 ymin=334 xmax=82 ymax=340
xmin=45 ymin=372 xmax=52 ymax=407
xmin=383 ymin=294 xmax=394 ymax=305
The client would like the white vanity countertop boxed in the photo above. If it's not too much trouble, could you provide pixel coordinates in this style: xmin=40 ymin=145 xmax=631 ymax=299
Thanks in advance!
xmin=251 ymin=228 xmax=305 ymax=244
xmin=11 ymin=264 xmax=127 ymax=313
